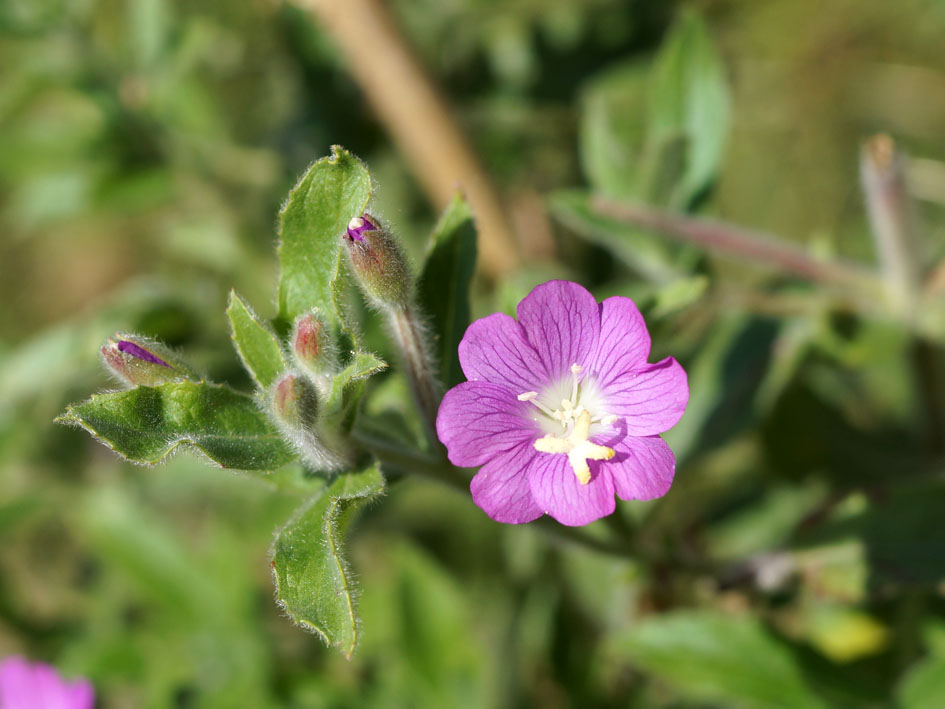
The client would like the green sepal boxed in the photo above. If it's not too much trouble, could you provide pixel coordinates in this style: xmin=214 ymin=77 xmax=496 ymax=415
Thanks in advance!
xmin=418 ymin=193 xmax=477 ymax=389
xmin=227 ymin=290 xmax=287 ymax=389
xmin=323 ymin=351 xmax=387 ymax=420
xmin=277 ymin=146 xmax=372 ymax=325
xmin=56 ymin=381 xmax=297 ymax=470
xmin=270 ymin=464 xmax=385 ymax=658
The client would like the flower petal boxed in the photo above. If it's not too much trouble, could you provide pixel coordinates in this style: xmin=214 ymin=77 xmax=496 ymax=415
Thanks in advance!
xmin=600 ymin=357 xmax=688 ymax=436
xmin=607 ymin=435 xmax=676 ymax=501
xmin=516 ymin=280 xmax=601 ymax=379
xmin=436 ymin=381 xmax=538 ymax=467
xmin=527 ymin=453 xmax=615 ymax=526
xmin=587 ymin=296 xmax=651 ymax=382
xmin=458 ymin=312 xmax=549 ymax=393
xmin=470 ymin=442 xmax=543 ymax=524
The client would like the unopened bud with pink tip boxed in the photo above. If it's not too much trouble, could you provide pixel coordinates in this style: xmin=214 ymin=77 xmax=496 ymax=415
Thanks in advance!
xmin=101 ymin=334 xmax=196 ymax=387
xmin=292 ymin=311 xmax=335 ymax=380
xmin=342 ymin=213 xmax=411 ymax=309
xmin=268 ymin=372 xmax=344 ymax=471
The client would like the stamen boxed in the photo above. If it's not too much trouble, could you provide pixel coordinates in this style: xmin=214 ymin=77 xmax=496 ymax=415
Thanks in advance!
xmin=532 ymin=410 xmax=615 ymax=485
xmin=519 ymin=390 xmax=559 ymax=419
xmin=600 ymin=414 xmax=618 ymax=426
xmin=569 ymin=363 xmax=582 ymax=404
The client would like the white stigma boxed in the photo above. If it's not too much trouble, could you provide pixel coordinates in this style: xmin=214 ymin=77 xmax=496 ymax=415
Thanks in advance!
xmin=518 ymin=362 xmax=620 ymax=485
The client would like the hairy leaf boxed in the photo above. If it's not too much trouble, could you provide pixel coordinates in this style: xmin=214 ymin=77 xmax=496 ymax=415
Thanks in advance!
xmin=323 ymin=351 xmax=387 ymax=420
xmin=277 ymin=146 xmax=372 ymax=324
xmin=227 ymin=290 xmax=286 ymax=389
xmin=271 ymin=464 xmax=385 ymax=658
xmin=57 ymin=381 xmax=296 ymax=470
xmin=418 ymin=194 xmax=477 ymax=389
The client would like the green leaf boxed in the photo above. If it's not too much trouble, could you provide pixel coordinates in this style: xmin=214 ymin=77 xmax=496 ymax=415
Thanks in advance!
xmin=899 ymin=655 xmax=945 ymax=709
xmin=577 ymin=10 xmax=729 ymax=207
xmin=271 ymin=464 xmax=385 ymax=658
xmin=57 ymin=381 xmax=296 ymax=470
xmin=227 ymin=290 xmax=286 ymax=389
xmin=418 ymin=194 xmax=477 ymax=389
xmin=277 ymin=146 xmax=372 ymax=324
xmin=610 ymin=610 xmax=825 ymax=709
xmin=323 ymin=351 xmax=387 ymax=420
xmin=579 ymin=61 xmax=649 ymax=199
xmin=648 ymin=10 xmax=730 ymax=205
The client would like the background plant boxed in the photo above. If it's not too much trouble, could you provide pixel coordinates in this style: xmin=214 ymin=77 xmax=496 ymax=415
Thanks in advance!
xmin=2 ymin=0 xmax=945 ymax=706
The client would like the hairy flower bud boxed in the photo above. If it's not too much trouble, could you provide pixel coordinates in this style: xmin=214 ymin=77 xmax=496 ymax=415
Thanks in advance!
xmin=270 ymin=373 xmax=319 ymax=432
xmin=268 ymin=372 xmax=347 ymax=471
xmin=101 ymin=334 xmax=194 ymax=387
xmin=292 ymin=311 xmax=335 ymax=379
xmin=342 ymin=213 xmax=411 ymax=309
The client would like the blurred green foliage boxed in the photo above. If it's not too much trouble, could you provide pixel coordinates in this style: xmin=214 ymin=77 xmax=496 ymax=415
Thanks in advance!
xmin=3 ymin=0 xmax=945 ymax=706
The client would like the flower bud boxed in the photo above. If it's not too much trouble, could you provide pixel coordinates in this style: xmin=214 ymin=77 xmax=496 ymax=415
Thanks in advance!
xmin=342 ymin=213 xmax=411 ymax=309
xmin=101 ymin=334 xmax=194 ymax=387
xmin=292 ymin=311 xmax=335 ymax=378
xmin=268 ymin=372 xmax=346 ymax=471
xmin=269 ymin=373 xmax=319 ymax=432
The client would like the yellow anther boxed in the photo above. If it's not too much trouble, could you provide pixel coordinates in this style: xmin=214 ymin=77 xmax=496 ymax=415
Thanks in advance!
xmin=533 ymin=410 xmax=615 ymax=485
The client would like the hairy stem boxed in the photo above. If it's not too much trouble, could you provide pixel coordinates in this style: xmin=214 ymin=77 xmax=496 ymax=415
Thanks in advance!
xmin=590 ymin=196 xmax=880 ymax=291
xmin=860 ymin=134 xmax=921 ymax=316
xmin=388 ymin=305 xmax=441 ymax=446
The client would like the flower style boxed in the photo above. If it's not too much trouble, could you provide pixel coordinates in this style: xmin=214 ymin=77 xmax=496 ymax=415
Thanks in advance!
xmin=436 ymin=280 xmax=688 ymax=526
xmin=0 ymin=656 xmax=94 ymax=709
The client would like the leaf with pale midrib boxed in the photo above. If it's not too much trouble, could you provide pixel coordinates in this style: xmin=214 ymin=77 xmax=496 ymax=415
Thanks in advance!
xmin=271 ymin=464 xmax=384 ymax=658
xmin=57 ymin=381 xmax=296 ymax=470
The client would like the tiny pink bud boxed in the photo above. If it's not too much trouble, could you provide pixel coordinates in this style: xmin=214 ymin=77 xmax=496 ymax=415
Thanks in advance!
xmin=270 ymin=373 xmax=318 ymax=430
xmin=342 ymin=213 xmax=411 ymax=309
xmin=292 ymin=312 xmax=333 ymax=375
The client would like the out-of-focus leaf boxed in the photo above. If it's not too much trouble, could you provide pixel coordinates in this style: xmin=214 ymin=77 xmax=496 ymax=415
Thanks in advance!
xmin=57 ymin=381 xmax=295 ymax=470
xmin=277 ymin=146 xmax=372 ymax=324
xmin=706 ymin=481 xmax=826 ymax=560
xmin=271 ymin=464 xmax=385 ymax=658
xmin=226 ymin=290 xmax=286 ymax=389
xmin=899 ymin=655 xmax=945 ymax=709
xmin=549 ymin=189 xmax=681 ymax=282
xmin=579 ymin=61 xmax=649 ymax=198
xmin=577 ymin=10 xmax=729 ymax=207
xmin=797 ymin=480 xmax=945 ymax=587
xmin=418 ymin=194 xmax=477 ymax=389
xmin=651 ymin=275 xmax=709 ymax=317
xmin=801 ymin=604 xmax=888 ymax=663
xmin=648 ymin=10 xmax=730 ymax=205
xmin=610 ymin=610 xmax=826 ymax=709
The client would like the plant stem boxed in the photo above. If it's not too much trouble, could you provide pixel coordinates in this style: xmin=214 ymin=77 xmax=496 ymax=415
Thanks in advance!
xmin=590 ymin=195 xmax=880 ymax=291
xmin=388 ymin=305 xmax=441 ymax=447
xmin=860 ymin=134 xmax=921 ymax=316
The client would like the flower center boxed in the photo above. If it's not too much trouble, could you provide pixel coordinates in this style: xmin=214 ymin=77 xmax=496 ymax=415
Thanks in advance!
xmin=518 ymin=363 xmax=617 ymax=485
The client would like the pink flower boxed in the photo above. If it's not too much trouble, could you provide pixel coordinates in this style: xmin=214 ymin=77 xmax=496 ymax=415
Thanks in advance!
xmin=0 ymin=656 xmax=94 ymax=709
xmin=436 ymin=280 xmax=688 ymax=526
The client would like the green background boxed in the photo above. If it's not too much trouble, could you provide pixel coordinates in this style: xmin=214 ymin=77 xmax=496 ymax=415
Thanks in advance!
xmin=2 ymin=0 xmax=945 ymax=706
